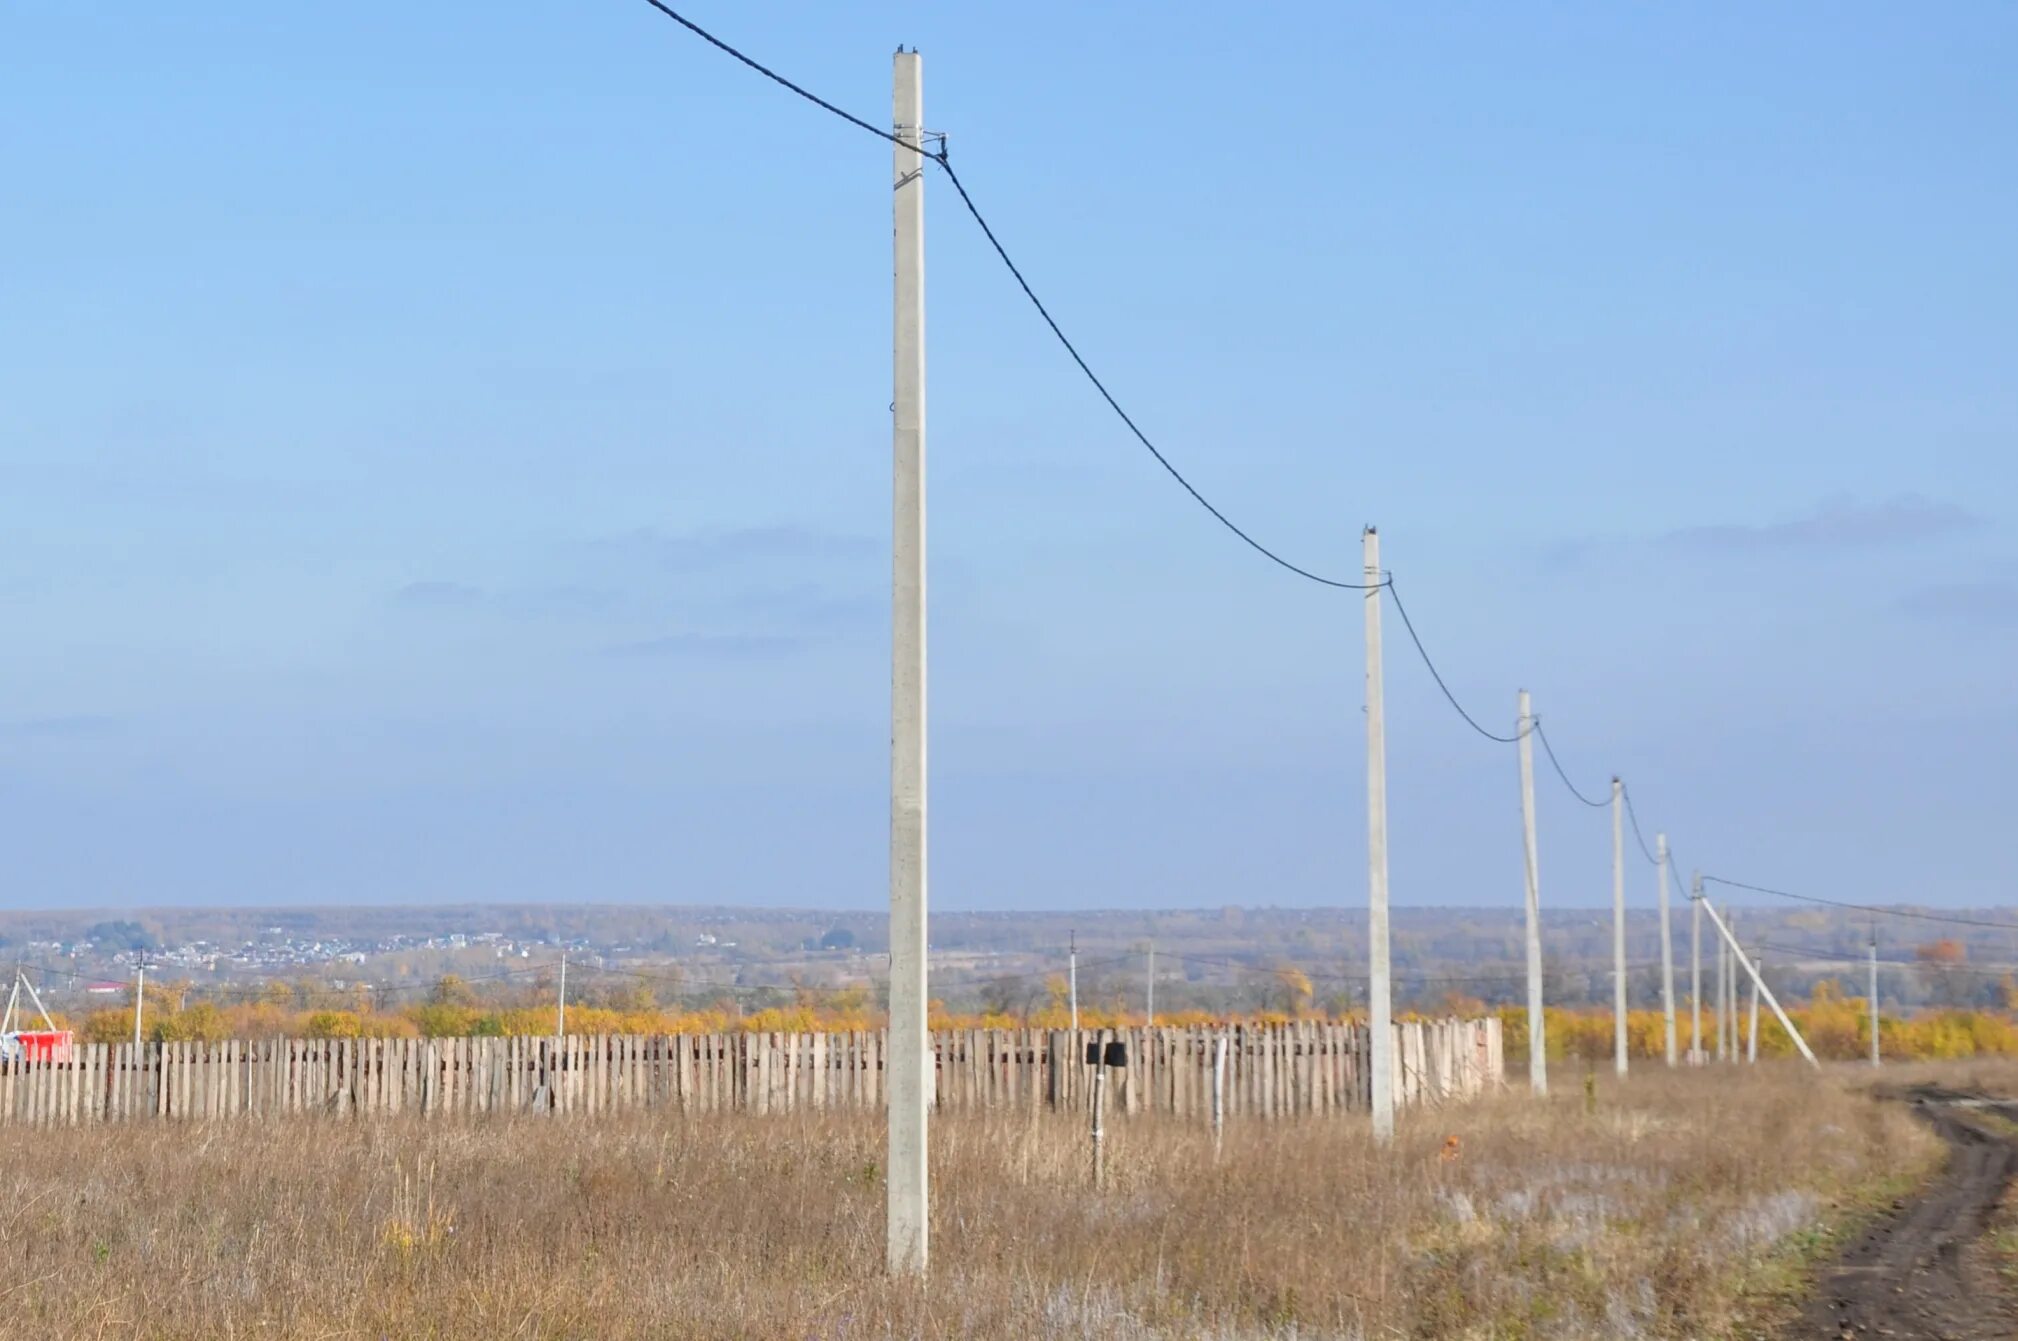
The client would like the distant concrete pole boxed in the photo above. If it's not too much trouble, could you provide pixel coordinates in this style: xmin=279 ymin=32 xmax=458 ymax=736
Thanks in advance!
xmin=1868 ymin=937 xmax=1881 ymax=1066
xmin=1728 ymin=923 xmax=1740 ymax=1060
xmin=1068 ymin=931 xmax=1079 ymax=1032
xmin=1610 ymin=778 xmax=1627 ymax=1077
xmin=557 ymin=953 xmax=567 ymax=1036
xmin=1727 ymin=924 xmax=1739 ymax=1060
xmin=1699 ymin=895 xmax=1818 ymax=1067
xmin=887 ymin=46 xmax=930 ymax=1281
xmin=1656 ymin=834 xmax=1677 ymax=1066
xmin=1747 ymin=946 xmax=1761 ymax=1063
xmin=1715 ymin=921 xmax=1728 ymax=1062
xmin=133 ymin=959 xmax=145 ymax=1050
xmin=1145 ymin=942 xmax=1155 ymax=1026
xmin=1690 ymin=875 xmax=1703 ymax=1064
xmin=1364 ymin=526 xmax=1395 ymax=1142
xmin=1517 ymin=691 xmax=1546 ymax=1096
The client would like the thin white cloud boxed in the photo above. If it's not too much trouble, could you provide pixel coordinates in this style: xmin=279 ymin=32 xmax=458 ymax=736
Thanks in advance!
xmin=1898 ymin=580 xmax=2018 ymax=625
xmin=1661 ymin=495 xmax=1983 ymax=552
xmin=604 ymin=631 xmax=808 ymax=659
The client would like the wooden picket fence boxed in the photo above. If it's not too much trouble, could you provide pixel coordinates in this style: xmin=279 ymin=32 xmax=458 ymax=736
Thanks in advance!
xmin=0 ymin=1017 xmax=1499 ymax=1127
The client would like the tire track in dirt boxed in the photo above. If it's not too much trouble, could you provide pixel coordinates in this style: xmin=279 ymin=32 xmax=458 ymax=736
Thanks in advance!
xmin=1790 ymin=1085 xmax=2018 ymax=1340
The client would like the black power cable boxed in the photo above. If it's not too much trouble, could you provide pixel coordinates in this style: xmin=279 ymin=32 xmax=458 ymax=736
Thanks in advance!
xmin=1533 ymin=720 xmax=1611 ymax=809
xmin=1704 ymin=876 xmax=2018 ymax=931
xmin=1619 ymin=785 xmax=1661 ymax=866
xmin=633 ymin=2 xmax=1376 ymax=590
xmin=1383 ymin=577 xmax=1529 ymax=744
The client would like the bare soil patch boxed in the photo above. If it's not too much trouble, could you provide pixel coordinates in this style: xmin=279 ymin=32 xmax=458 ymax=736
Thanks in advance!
xmin=1788 ymin=1085 xmax=2018 ymax=1340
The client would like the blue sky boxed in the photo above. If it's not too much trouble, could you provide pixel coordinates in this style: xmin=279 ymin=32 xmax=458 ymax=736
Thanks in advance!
xmin=3 ymin=3 xmax=2013 ymax=912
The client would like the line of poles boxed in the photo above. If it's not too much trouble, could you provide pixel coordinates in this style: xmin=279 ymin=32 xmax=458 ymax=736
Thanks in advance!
xmin=619 ymin=14 xmax=1921 ymax=1284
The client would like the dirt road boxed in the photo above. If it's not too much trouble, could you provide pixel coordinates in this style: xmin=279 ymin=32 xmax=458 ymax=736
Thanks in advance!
xmin=1790 ymin=1086 xmax=2018 ymax=1339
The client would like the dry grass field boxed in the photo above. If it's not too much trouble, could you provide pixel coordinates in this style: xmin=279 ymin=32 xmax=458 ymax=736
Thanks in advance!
xmin=0 ymin=1068 xmax=1935 ymax=1339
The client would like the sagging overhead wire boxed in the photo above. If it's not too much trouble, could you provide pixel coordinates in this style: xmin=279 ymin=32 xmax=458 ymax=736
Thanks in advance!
xmin=1533 ymin=720 xmax=1611 ymax=810
xmin=633 ymin=2 xmax=1377 ymax=591
xmin=1749 ymin=939 xmax=2018 ymax=980
xmin=1384 ymin=577 xmax=1529 ymax=744
xmin=633 ymin=1 xmax=1755 ymax=893
xmin=1703 ymin=876 xmax=2018 ymax=931
xmin=1619 ymin=785 xmax=1661 ymax=866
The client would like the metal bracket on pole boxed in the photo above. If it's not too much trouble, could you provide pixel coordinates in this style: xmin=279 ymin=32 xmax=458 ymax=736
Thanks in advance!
xmin=1698 ymin=896 xmax=1819 ymax=1067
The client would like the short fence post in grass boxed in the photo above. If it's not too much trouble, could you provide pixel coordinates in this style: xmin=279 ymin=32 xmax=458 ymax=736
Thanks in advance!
xmin=1868 ymin=935 xmax=1881 ymax=1067
xmin=1089 ymin=1030 xmax=1108 ymax=1189
xmin=1747 ymin=947 xmax=1761 ymax=1063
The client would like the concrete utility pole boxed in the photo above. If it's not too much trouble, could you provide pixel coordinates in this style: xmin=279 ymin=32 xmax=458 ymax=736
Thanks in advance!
xmin=1068 ymin=931 xmax=1078 ymax=1032
xmin=1715 ymin=923 xmax=1728 ymax=1062
xmin=1869 ymin=936 xmax=1881 ymax=1067
xmin=1610 ymin=778 xmax=1627 ymax=1077
xmin=1145 ymin=942 xmax=1155 ymax=1026
xmin=133 ymin=959 xmax=145 ymax=1050
xmin=557 ymin=953 xmax=567 ymax=1036
xmin=886 ymin=46 xmax=930 ymax=1281
xmin=1727 ymin=923 xmax=1740 ymax=1060
xmin=1747 ymin=947 xmax=1761 ymax=1063
xmin=1656 ymin=834 xmax=1677 ymax=1066
xmin=1699 ymin=896 xmax=1818 ymax=1067
xmin=1517 ymin=690 xmax=1546 ymax=1096
xmin=1690 ymin=874 xmax=1703 ymax=1064
xmin=1364 ymin=526 xmax=1394 ymax=1143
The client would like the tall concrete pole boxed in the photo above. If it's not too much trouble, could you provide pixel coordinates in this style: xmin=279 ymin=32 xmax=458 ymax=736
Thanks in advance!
xmin=886 ymin=47 xmax=930 ymax=1281
xmin=1656 ymin=833 xmax=1677 ymax=1066
xmin=1363 ymin=526 xmax=1394 ymax=1142
xmin=1689 ymin=874 xmax=1703 ymax=1064
xmin=1145 ymin=942 xmax=1155 ymax=1026
xmin=1728 ymin=922 xmax=1740 ymax=1059
xmin=1868 ymin=936 xmax=1880 ymax=1067
xmin=1747 ymin=946 xmax=1761 ymax=1063
xmin=1610 ymin=778 xmax=1627 ymax=1077
xmin=1725 ymin=919 xmax=1738 ymax=1060
xmin=133 ymin=959 xmax=145 ymax=1050
xmin=1715 ymin=920 xmax=1728 ymax=1062
xmin=1517 ymin=690 xmax=1546 ymax=1096
xmin=1068 ymin=931 xmax=1078 ymax=1032
xmin=557 ymin=953 xmax=567 ymax=1036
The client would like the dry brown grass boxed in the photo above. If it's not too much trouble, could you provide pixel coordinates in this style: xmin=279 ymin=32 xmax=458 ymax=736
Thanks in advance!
xmin=0 ymin=1066 xmax=1934 ymax=1339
